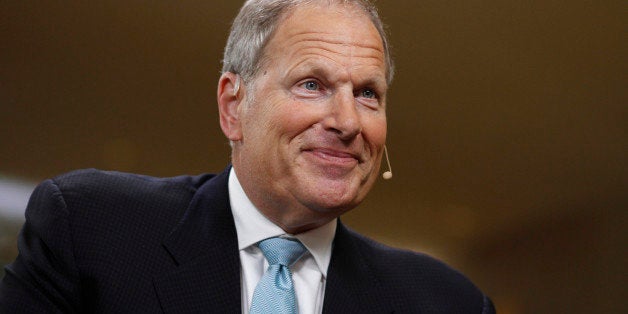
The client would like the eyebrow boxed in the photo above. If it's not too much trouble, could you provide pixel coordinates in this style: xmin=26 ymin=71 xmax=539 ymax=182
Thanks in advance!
xmin=285 ymin=59 xmax=387 ymax=90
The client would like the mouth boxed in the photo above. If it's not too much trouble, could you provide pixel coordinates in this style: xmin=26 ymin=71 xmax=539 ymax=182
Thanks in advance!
xmin=302 ymin=147 xmax=361 ymax=166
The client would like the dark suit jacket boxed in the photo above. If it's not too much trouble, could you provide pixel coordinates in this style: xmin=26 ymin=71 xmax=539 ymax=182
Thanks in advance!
xmin=1 ymin=167 xmax=495 ymax=313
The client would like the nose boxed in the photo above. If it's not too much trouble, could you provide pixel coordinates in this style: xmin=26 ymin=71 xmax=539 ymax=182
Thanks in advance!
xmin=323 ymin=90 xmax=362 ymax=140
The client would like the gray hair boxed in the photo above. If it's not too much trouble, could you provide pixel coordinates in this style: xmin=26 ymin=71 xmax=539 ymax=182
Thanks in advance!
xmin=221 ymin=0 xmax=394 ymax=86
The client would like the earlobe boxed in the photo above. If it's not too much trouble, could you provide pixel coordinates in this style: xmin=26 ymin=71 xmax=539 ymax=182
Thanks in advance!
xmin=217 ymin=72 xmax=244 ymax=141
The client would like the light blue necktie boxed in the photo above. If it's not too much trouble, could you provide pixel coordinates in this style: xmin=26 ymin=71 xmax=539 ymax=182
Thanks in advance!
xmin=249 ymin=237 xmax=307 ymax=314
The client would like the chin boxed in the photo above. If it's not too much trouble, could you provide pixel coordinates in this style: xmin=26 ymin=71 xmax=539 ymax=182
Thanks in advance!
xmin=293 ymin=164 xmax=375 ymax=211
xmin=305 ymin=182 xmax=363 ymax=212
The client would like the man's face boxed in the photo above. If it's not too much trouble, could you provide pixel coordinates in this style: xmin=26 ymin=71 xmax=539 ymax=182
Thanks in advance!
xmin=228 ymin=4 xmax=388 ymax=232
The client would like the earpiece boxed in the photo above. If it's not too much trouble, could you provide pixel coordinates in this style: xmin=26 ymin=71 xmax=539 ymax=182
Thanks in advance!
xmin=382 ymin=145 xmax=392 ymax=180
xmin=233 ymin=75 xmax=241 ymax=97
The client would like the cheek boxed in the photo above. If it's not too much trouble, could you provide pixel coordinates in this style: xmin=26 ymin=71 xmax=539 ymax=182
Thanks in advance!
xmin=241 ymin=97 xmax=283 ymax=137
xmin=363 ymin=116 xmax=387 ymax=146
xmin=276 ymin=102 xmax=327 ymax=138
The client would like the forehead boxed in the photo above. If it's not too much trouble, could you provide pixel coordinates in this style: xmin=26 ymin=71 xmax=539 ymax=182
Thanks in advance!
xmin=281 ymin=3 xmax=381 ymax=46
xmin=263 ymin=3 xmax=386 ymax=71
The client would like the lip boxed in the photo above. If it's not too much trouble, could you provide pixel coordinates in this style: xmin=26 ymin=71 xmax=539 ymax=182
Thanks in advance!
xmin=303 ymin=147 xmax=361 ymax=166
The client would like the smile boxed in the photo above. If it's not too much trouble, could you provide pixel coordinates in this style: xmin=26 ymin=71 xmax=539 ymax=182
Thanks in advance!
xmin=303 ymin=148 xmax=360 ymax=167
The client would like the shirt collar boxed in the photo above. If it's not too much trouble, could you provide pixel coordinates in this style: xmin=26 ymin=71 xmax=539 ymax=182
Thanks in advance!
xmin=228 ymin=167 xmax=336 ymax=277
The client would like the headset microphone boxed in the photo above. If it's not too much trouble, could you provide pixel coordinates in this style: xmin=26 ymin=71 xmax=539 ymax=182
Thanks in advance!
xmin=382 ymin=145 xmax=393 ymax=180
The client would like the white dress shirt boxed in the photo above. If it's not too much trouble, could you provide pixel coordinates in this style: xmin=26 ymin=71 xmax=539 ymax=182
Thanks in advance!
xmin=228 ymin=168 xmax=336 ymax=314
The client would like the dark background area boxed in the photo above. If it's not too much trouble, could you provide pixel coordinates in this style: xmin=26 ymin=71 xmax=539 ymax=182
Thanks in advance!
xmin=1 ymin=1 xmax=626 ymax=313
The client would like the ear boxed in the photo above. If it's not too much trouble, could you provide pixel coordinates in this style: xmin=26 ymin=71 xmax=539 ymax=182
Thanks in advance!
xmin=217 ymin=72 xmax=244 ymax=141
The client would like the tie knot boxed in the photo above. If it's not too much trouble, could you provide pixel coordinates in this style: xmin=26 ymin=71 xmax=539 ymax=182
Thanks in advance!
xmin=258 ymin=237 xmax=307 ymax=267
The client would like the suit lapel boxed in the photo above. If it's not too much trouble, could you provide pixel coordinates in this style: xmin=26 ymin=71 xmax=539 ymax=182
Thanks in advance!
xmin=152 ymin=168 xmax=393 ymax=313
xmin=323 ymin=221 xmax=393 ymax=314
xmin=154 ymin=167 xmax=241 ymax=313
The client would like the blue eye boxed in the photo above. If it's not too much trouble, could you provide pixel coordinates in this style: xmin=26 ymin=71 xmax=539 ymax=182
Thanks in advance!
xmin=361 ymin=89 xmax=377 ymax=99
xmin=304 ymin=81 xmax=319 ymax=91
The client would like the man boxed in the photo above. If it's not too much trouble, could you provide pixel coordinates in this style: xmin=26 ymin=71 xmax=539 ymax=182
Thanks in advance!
xmin=1 ymin=0 xmax=495 ymax=313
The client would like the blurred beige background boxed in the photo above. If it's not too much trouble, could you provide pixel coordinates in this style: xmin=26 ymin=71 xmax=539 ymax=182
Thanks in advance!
xmin=1 ymin=1 xmax=626 ymax=313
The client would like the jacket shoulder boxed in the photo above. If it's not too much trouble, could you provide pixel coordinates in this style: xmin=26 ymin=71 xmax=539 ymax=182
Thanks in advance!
xmin=346 ymin=227 xmax=494 ymax=313
xmin=52 ymin=168 xmax=214 ymax=195
xmin=44 ymin=168 xmax=218 ymax=232
xmin=5 ymin=169 xmax=224 ymax=312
